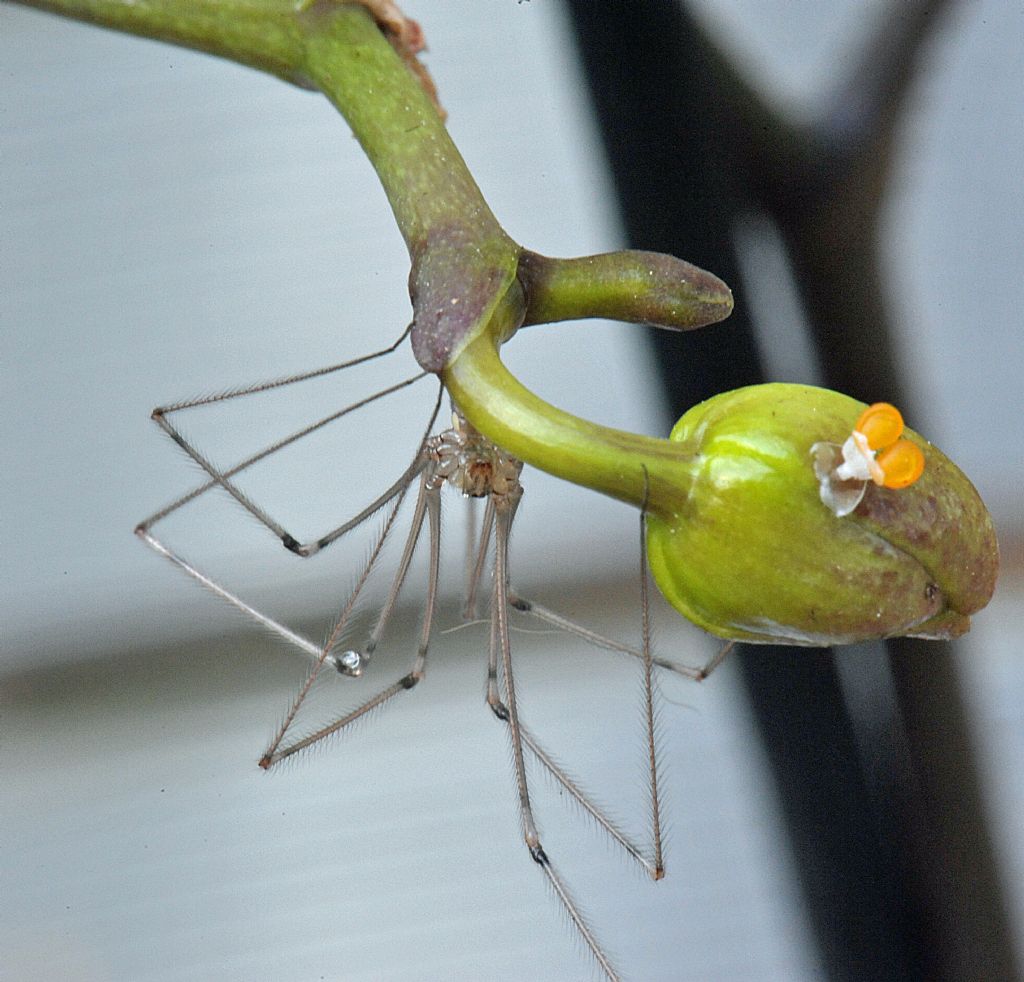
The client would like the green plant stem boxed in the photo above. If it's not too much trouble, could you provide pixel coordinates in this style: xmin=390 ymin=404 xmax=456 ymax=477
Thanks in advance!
xmin=444 ymin=327 xmax=697 ymax=516
xmin=14 ymin=0 xmax=309 ymax=80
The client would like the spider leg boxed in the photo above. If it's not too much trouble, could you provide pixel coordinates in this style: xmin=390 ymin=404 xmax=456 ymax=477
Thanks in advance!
xmin=506 ymin=591 xmax=735 ymax=682
xmin=261 ymin=471 xmax=443 ymax=767
xmin=484 ymin=488 xmax=623 ymax=982
xmin=139 ymin=374 xmax=442 ymax=558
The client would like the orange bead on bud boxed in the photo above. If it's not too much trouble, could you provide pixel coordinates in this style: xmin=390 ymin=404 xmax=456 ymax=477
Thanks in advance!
xmin=876 ymin=439 xmax=925 ymax=489
xmin=855 ymin=402 xmax=905 ymax=451
xmin=851 ymin=402 xmax=925 ymax=490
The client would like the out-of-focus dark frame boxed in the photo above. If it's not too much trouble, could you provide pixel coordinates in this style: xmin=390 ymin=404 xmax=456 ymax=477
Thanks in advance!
xmin=565 ymin=2 xmax=1018 ymax=980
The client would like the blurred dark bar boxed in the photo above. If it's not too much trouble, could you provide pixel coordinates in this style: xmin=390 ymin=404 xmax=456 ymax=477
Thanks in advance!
xmin=564 ymin=2 xmax=1019 ymax=980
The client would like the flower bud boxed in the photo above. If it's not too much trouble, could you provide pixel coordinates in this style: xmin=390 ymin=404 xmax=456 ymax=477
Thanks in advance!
xmin=645 ymin=384 xmax=998 ymax=646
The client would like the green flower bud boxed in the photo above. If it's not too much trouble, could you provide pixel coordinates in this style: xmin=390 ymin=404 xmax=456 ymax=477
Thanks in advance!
xmin=645 ymin=383 xmax=998 ymax=646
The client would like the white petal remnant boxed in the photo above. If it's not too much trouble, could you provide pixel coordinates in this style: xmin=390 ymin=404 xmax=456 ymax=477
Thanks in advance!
xmin=811 ymin=440 xmax=869 ymax=517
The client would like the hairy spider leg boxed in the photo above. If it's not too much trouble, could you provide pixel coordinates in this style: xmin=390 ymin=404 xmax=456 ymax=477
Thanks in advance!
xmin=471 ymin=460 xmax=741 ymax=979
xmin=468 ymin=502 xmax=659 ymax=876
xmin=137 ymin=324 xmax=419 ymax=535
xmin=147 ymin=373 xmax=430 ymax=556
xmin=638 ymin=475 xmax=664 ymax=878
xmin=462 ymin=495 xmax=495 ymax=621
xmin=484 ymin=488 xmax=624 ymax=981
xmin=261 ymin=466 xmax=443 ymax=767
xmin=505 ymin=592 xmax=735 ymax=682
xmin=135 ymin=331 xmax=441 ymax=675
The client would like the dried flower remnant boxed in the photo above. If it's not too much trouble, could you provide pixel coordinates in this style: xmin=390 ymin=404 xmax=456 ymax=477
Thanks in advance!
xmin=812 ymin=402 xmax=925 ymax=517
